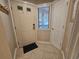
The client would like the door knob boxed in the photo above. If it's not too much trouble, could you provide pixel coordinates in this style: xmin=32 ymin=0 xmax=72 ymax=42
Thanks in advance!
xmin=52 ymin=28 xmax=54 ymax=30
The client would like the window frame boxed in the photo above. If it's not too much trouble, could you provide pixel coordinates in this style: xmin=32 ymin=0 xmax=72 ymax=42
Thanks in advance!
xmin=37 ymin=4 xmax=50 ymax=30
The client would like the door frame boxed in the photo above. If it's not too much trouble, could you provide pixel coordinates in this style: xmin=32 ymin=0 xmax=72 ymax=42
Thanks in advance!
xmin=8 ymin=0 xmax=19 ymax=48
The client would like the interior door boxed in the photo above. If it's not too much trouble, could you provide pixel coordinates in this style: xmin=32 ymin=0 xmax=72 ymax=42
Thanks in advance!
xmin=12 ymin=1 xmax=36 ymax=47
xmin=50 ymin=0 xmax=68 ymax=49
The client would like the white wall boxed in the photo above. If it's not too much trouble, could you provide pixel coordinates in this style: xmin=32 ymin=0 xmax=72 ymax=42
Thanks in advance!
xmin=0 ymin=0 xmax=8 ymax=5
xmin=0 ymin=0 xmax=17 ymax=58
xmin=37 ymin=30 xmax=50 ymax=42
xmin=0 ymin=13 xmax=12 ymax=59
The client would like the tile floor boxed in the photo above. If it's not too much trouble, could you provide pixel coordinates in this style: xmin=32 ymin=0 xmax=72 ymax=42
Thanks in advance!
xmin=16 ymin=42 xmax=63 ymax=59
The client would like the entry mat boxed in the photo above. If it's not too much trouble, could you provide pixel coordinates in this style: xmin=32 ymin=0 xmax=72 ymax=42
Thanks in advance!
xmin=23 ymin=42 xmax=38 ymax=54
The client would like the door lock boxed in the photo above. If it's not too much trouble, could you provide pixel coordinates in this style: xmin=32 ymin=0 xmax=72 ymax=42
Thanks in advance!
xmin=33 ymin=24 xmax=35 ymax=30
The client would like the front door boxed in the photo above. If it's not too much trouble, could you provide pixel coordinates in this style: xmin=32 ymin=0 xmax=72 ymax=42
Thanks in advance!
xmin=12 ymin=1 xmax=37 ymax=47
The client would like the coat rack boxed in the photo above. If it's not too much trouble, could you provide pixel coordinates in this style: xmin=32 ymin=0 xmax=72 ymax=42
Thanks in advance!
xmin=0 ymin=4 xmax=9 ymax=15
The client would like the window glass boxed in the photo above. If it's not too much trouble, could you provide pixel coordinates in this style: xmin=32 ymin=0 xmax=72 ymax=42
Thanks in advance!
xmin=38 ymin=7 xmax=49 ymax=29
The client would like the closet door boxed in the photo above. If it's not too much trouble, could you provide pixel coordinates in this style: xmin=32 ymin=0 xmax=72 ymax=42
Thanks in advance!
xmin=50 ymin=0 xmax=68 ymax=49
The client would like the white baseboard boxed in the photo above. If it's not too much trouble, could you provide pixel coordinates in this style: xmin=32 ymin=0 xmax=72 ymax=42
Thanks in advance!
xmin=37 ymin=41 xmax=51 ymax=45
xmin=13 ymin=48 xmax=17 ymax=59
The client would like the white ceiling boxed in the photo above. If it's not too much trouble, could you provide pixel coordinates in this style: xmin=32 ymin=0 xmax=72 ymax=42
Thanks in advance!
xmin=23 ymin=0 xmax=54 ymax=4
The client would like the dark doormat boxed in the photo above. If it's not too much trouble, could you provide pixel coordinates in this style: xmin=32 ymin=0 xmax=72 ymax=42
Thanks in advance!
xmin=23 ymin=42 xmax=38 ymax=54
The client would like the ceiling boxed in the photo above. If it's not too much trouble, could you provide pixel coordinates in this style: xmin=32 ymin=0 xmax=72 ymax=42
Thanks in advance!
xmin=23 ymin=0 xmax=54 ymax=4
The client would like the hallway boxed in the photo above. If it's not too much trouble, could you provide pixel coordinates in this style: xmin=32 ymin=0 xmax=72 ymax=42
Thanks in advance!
xmin=0 ymin=0 xmax=79 ymax=59
xmin=16 ymin=42 xmax=63 ymax=59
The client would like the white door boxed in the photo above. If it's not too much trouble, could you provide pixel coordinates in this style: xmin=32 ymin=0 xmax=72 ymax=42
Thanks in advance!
xmin=12 ymin=1 xmax=36 ymax=47
xmin=50 ymin=0 xmax=68 ymax=49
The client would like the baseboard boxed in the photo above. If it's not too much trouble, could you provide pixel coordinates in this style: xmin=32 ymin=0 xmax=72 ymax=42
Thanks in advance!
xmin=37 ymin=41 xmax=51 ymax=45
xmin=13 ymin=48 xmax=17 ymax=59
xmin=61 ymin=50 xmax=65 ymax=59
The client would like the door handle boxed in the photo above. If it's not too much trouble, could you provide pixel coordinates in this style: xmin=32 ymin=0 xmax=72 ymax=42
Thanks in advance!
xmin=52 ymin=28 xmax=54 ymax=30
xmin=33 ymin=24 xmax=35 ymax=30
